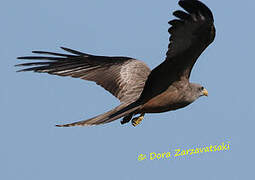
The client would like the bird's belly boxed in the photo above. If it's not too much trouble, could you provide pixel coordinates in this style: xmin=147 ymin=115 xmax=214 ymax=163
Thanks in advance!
xmin=140 ymin=92 xmax=191 ymax=113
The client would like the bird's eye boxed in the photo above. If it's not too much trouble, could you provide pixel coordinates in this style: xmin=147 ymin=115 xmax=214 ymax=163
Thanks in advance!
xmin=200 ymin=86 xmax=204 ymax=91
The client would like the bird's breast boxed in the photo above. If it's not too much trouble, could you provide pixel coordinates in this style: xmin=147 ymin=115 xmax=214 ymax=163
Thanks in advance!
xmin=139 ymin=89 xmax=191 ymax=113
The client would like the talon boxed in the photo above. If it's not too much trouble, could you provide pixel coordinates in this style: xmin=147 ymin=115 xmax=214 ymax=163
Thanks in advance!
xmin=132 ymin=113 xmax=145 ymax=127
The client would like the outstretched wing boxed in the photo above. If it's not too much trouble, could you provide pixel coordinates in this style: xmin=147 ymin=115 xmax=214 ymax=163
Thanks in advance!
xmin=135 ymin=0 xmax=215 ymax=103
xmin=166 ymin=0 xmax=215 ymax=79
xmin=16 ymin=47 xmax=151 ymax=103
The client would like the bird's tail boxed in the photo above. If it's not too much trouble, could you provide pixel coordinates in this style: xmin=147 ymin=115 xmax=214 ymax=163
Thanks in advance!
xmin=56 ymin=101 xmax=142 ymax=127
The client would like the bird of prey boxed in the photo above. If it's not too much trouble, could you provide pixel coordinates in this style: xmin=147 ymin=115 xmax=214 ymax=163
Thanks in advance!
xmin=16 ymin=0 xmax=215 ymax=127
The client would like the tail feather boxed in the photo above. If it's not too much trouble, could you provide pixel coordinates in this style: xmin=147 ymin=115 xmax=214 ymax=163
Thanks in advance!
xmin=56 ymin=102 xmax=141 ymax=127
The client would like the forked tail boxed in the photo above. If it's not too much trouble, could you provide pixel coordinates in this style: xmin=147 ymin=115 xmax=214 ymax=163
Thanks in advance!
xmin=56 ymin=101 xmax=141 ymax=127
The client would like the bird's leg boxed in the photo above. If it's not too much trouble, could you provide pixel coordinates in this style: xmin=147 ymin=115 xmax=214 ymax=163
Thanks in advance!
xmin=132 ymin=113 xmax=145 ymax=127
xmin=121 ymin=114 xmax=133 ymax=125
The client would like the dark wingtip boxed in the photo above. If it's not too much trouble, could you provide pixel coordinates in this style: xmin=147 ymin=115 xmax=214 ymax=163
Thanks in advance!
xmin=55 ymin=122 xmax=76 ymax=127
xmin=60 ymin=47 xmax=68 ymax=50
xmin=60 ymin=47 xmax=91 ymax=56
xmin=60 ymin=46 xmax=75 ymax=52
xmin=15 ymin=63 xmax=25 ymax=72
xmin=17 ymin=56 xmax=26 ymax=59
xmin=55 ymin=124 xmax=64 ymax=127
xmin=32 ymin=51 xmax=41 ymax=53
xmin=55 ymin=124 xmax=77 ymax=127
xmin=178 ymin=0 xmax=214 ymax=21
xmin=16 ymin=69 xmax=24 ymax=73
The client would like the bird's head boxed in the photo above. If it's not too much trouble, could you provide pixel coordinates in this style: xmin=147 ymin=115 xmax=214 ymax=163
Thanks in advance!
xmin=190 ymin=83 xmax=208 ymax=99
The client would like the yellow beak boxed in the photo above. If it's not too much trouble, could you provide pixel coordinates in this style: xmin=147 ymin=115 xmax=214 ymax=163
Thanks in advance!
xmin=202 ymin=88 xmax=209 ymax=96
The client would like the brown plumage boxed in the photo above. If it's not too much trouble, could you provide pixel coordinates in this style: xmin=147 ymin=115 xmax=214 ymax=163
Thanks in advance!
xmin=16 ymin=0 xmax=215 ymax=127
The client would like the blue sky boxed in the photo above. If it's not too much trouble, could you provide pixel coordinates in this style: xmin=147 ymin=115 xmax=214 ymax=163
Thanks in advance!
xmin=1 ymin=0 xmax=254 ymax=179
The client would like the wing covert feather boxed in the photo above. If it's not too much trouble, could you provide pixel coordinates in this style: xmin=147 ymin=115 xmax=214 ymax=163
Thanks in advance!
xmin=17 ymin=47 xmax=151 ymax=103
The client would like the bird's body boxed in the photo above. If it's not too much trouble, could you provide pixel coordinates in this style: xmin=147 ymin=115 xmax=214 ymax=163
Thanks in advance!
xmin=141 ymin=83 xmax=194 ymax=113
xmin=16 ymin=0 xmax=215 ymax=127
